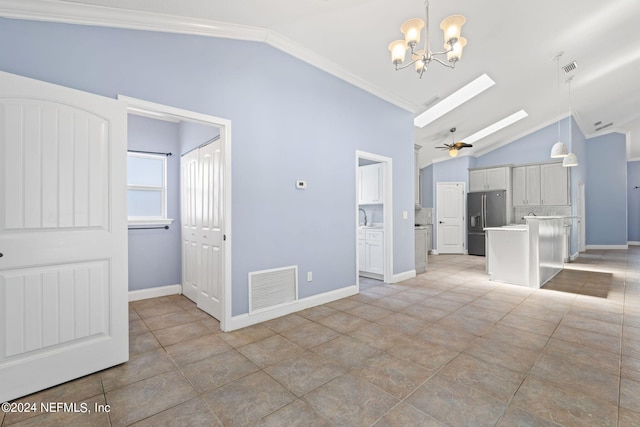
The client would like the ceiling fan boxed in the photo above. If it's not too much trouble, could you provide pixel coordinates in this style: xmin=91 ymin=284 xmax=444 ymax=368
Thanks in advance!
xmin=438 ymin=127 xmax=472 ymax=157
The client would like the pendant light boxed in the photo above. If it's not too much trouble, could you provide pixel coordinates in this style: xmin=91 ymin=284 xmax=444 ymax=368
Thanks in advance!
xmin=550 ymin=53 xmax=568 ymax=158
xmin=562 ymin=76 xmax=578 ymax=167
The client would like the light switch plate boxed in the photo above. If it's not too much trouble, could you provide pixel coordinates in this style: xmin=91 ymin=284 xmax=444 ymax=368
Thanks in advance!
xmin=296 ymin=180 xmax=307 ymax=189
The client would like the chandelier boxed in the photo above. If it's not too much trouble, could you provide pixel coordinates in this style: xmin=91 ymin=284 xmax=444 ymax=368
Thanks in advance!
xmin=388 ymin=1 xmax=467 ymax=78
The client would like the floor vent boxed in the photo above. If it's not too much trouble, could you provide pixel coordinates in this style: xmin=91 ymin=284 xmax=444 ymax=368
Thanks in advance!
xmin=249 ymin=266 xmax=298 ymax=314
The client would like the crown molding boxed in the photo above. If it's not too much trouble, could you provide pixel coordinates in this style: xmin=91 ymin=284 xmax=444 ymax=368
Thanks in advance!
xmin=0 ymin=0 xmax=416 ymax=112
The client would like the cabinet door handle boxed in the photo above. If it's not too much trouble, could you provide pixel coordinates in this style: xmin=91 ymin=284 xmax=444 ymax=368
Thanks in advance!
xmin=439 ymin=221 xmax=444 ymax=224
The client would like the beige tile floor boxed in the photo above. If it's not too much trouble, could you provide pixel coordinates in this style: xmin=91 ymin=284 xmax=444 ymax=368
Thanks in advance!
xmin=3 ymin=249 xmax=640 ymax=426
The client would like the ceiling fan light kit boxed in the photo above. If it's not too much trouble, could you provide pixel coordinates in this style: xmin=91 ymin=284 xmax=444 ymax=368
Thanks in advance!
xmin=388 ymin=1 xmax=467 ymax=78
xmin=438 ymin=127 xmax=472 ymax=157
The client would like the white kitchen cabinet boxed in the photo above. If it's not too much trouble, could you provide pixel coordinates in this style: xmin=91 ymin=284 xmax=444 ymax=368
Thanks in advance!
xmin=359 ymin=163 xmax=383 ymax=204
xmin=540 ymin=163 xmax=569 ymax=205
xmin=359 ymin=228 xmax=384 ymax=278
xmin=469 ymin=167 xmax=509 ymax=192
xmin=512 ymin=165 xmax=541 ymax=206
xmin=415 ymin=227 xmax=429 ymax=274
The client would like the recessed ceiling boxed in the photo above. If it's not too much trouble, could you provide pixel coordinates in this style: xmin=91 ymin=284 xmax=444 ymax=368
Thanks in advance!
xmin=16 ymin=0 xmax=640 ymax=163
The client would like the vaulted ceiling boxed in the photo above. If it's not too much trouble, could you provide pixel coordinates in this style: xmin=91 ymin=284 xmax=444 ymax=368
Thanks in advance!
xmin=8 ymin=0 xmax=640 ymax=165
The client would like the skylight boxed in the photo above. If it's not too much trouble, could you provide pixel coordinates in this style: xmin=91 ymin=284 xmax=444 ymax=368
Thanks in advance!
xmin=462 ymin=110 xmax=529 ymax=144
xmin=413 ymin=73 xmax=495 ymax=128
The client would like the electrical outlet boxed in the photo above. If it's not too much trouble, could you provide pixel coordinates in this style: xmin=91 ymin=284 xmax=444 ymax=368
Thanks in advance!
xmin=403 ymin=211 xmax=408 ymax=219
xmin=307 ymin=272 xmax=313 ymax=282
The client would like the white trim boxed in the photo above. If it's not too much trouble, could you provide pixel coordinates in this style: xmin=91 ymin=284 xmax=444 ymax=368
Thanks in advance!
xmin=430 ymin=250 xmax=440 ymax=255
xmin=118 ymin=95 xmax=233 ymax=332
xmin=356 ymin=151 xmax=394 ymax=286
xmin=570 ymin=252 xmax=580 ymax=261
xmin=391 ymin=270 xmax=416 ymax=283
xmin=128 ymin=284 xmax=182 ymax=302
xmin=128 ymin=218 xmax=174 ymax=226
xmin=628 ymin=241 xmax=640 ymax=246
xmin=224 ymin=285 xmax=358 ymax=332
xmin=0 ymin=0 xmax=416 ymax=113
xmin=586 ymin=244 xmax=629 ymax=250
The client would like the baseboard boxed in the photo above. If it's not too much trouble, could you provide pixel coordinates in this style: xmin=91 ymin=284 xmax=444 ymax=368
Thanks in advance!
xmin=570 ymin=252 xmax=580 ymax=261
xmin=430 ymin=250 xmax=439 ymax=255
xmin=391 ymin=269 xmax=416 ymax=283
xmin=223 ymin=285 xmax=358 ymax=332
xmin=585 ymin=244 xmax=629 ymax=250
xmin=128 ymin=284 xmax=182 ymax=302
xmin=629 ymin=241 xmax=640 ymax=246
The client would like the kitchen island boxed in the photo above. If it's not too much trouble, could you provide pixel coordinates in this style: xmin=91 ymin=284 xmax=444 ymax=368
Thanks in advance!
xmin=485 ymin=216 xmax=564 ymax=288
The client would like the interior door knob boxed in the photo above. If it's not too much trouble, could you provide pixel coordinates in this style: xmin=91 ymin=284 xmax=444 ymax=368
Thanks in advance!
xmin=439 ymin=221 xmax=444 ymax=224
xmin=0 ymin=253 xmax=3 ymax=257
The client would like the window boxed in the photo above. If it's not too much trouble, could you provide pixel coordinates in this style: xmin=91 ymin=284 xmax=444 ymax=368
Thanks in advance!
xmin=127 ymin=152 xmax=172 ymax=225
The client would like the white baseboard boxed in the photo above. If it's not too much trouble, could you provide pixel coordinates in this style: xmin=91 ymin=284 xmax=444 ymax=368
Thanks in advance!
xmin=223 ymin=285 xmax=358 ymax=332
xmin=430 ymin=250 xmax=439 ymax=255
xmin=585 ymin=244 xmax=629 ymax=250
xmin=570 ymin=252 xmax=580 ymax=261
xmin=629 ymin=241 xmax=640 ymax=246
xmin=129 ymin=284 xmax=182 ymax=302
xmin=391 ymin=269 xmax=416 ymax=283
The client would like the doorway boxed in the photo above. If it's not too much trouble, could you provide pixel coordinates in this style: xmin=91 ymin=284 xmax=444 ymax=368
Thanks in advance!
xmin=436 ymin=182 xmax=466 ymax=254
xmin=119 ymin=96 xmax=232 ymax=330
xmin=355 ymin=151 xmax=393 ymax=288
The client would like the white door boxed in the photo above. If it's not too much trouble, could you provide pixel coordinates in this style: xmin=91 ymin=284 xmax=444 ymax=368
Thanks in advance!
xmin=181 ymin=149 xmax=199 ymax=302
xmin=436 ymin=182 xmax=465 ymax=254
xmin=0 ymin=72 xmax=128 ymax=401
xmin=180 ymin=140 xmax=224 ymax=320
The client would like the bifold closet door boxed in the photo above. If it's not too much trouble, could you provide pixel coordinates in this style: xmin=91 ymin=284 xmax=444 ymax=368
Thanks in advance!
xmin=180 ymin=139 xmax=224 ymax=320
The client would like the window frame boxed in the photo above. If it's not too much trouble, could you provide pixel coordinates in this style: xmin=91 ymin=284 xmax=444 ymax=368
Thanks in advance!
xmin=127 ymin=152 xmax=173 ymax=226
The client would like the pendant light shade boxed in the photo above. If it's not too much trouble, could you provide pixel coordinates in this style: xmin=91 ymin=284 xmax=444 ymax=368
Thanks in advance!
xmin=448 ymin=148 xmax=459 ymax=157
xmin=562 ymin=152 xmax=578 ymax=167
xmin=550 ymin=141 xmax=568 ymax=158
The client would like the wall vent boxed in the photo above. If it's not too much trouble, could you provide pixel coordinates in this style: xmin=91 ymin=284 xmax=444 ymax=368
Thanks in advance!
xmin=249 ymin=265 xmax=298 ymax=314
xmin=562 ymin=61 xmax=578 ymax=74
xmin=595 ymin=122 xmax=613 ymax=131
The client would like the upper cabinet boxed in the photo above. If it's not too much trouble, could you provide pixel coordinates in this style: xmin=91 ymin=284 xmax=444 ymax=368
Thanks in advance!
xmin=512 ymin=162 xmax=568 ymax=206
xmin=469 ymin=166 xmax=509 ymax=192
xmin=540 ymin=162 xmax=569 ymax=206
xmin=359 ymin=163 xmax=383 ymax=204
xmin=512 ymin=165 xmax=541 ymax=206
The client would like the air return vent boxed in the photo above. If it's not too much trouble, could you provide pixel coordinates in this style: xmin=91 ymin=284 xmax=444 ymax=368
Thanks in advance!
xmin=595 ymin=122 xmax=613 ymax=131
xmin=562 ymin=60 xmax=578 ymax=74
xmin=249 ymin=266 xmax=298 ymax=314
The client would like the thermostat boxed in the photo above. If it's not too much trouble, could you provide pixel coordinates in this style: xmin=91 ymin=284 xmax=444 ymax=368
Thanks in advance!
xmin=296 ymin=180 xmax=307 ymax=189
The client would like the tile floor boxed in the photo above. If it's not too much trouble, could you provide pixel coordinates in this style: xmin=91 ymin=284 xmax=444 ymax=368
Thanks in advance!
xmin=3 ymin=249 xmax=640 ymax=426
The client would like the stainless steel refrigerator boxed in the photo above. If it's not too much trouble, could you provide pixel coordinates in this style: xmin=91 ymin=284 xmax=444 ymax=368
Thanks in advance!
xmin=467 ymin=190 xmax=507 ymax=256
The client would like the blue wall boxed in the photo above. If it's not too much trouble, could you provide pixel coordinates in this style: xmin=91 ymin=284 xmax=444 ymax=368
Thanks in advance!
xmin=474 ymin=118 xmax=571 ymax=168
xmin=127 ymin=115 xmax=182 ymax=291
xmin=585 ymin=132 xmax=627 ymax=246
xmin=568 ymin=116 xmax=587 ymax=254
xmin=628 ymin=161 xmax=640 ymax=242
xmin=0 ymin=18 xmax=415 ymax=316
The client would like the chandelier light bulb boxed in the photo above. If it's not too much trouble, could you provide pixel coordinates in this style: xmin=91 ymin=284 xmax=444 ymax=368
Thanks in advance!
xmin=388 ymin=40 xmax=407 ymax=65
xmin=401 ymin=18 xmax=425 ymax=48
xmin=449 ymin=148 xmax=459 ymax=157
xmin=440 ymin=15 xmax=466 ymax=45
xmin=446 ymin=37 xmax=467 ymax=62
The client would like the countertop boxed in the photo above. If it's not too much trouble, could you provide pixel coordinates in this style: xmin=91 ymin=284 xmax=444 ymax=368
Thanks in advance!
xmin=359 ymin=224 xmax=383 ymax=230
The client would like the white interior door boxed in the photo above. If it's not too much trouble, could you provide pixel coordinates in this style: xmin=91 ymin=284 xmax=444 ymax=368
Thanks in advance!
xmin=0 ymin=71 xmax=128 ymax=401
xmin=196 ymin=140 xmax=224 ymax=319
xmin=180 ymin=139 xmax=224 ymax=320
xmin=436 ymin=182 xmax=465 ymax=254
xmin=181 ymin=149 xmax=199 ymax=302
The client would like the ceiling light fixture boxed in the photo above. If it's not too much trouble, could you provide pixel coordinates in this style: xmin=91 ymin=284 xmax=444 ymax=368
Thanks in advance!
xmin=414 ymin=74 xmax=495 ymax=128
xmin=389 ymin=1 xmax=467 ymax=79
xmin=437 ymin=127 xmax=472 ymax=157
xmin=462 ymin=110 xmax=529 ymax=145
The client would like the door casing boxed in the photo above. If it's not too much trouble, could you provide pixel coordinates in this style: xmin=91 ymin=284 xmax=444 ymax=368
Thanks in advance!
xmin=119 ymin=96 xmax=232 ymax=331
